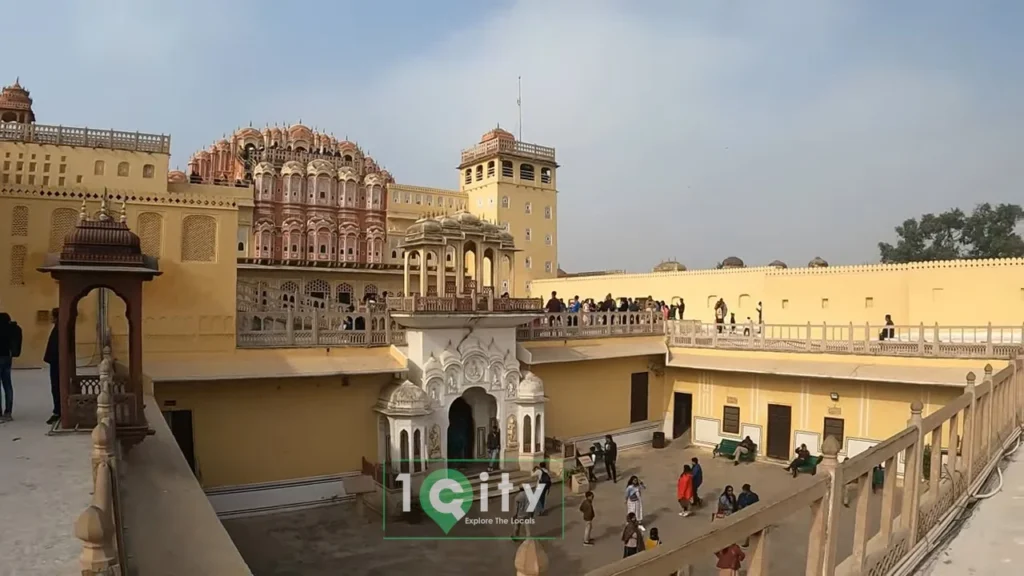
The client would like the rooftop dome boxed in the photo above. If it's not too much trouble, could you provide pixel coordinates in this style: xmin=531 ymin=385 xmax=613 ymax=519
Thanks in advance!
xmin=481 ymin=126 xmax=515 ymax=143
xmin=0 ymin=78 xmax=34 ymax=122
xmin=234 ymin=127 xmax=262 ymax=141
xmin=375 ymin=380 xmax=431 ymax=416
xmin=721 ymin=256 xmax=745 ymax=269
xmin=288 ymin=123 xmax=312 ymax=141
xmin=455 ymin=212 xmax=481 ymax=226
xmin=808 ymin=256 xmax=829 ymax=268
xmin=518 ymin=372 xmax=545 ymax=401
xmin=653 ymin=260 xmax=686 ymax=272
xmin=406 ymin=218 xmax=442 ymax=238
xmin=768 ymin=260 xmax=788 ymax=269
xmin=61 ymin=198 xmax=143 ymax=266
xmin=215 ymin=139 xmax=230 ymax=150
xmin=167 ymin=170 xmax=187 ymax=183
xmin=438 ymin=215 xmax=461 ymax=231
xmin=499 ymin=230 xmax=514 ymax=243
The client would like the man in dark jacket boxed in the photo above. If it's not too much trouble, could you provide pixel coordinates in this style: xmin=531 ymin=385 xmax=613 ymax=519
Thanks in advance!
xmin=44 ymin=308 xmax=61 ymax=426
xmin=486 ymin=425 xmax=501 ymax=471
xmin=603 ymin=434 xmax=618 ymax=483
xmin=0 ymin=313 xmax=16 ymax=421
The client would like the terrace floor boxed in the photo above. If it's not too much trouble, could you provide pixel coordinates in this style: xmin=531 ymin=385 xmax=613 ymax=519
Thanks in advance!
xmin=0 ymin=368 xmax=91 ymax=576
xmin=224 ymin=440 xmax=903 ymax=575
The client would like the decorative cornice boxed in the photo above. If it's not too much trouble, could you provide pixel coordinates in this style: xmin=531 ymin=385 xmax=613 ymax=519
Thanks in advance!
xmin=0 ymin=186 xmax=240 ymax=210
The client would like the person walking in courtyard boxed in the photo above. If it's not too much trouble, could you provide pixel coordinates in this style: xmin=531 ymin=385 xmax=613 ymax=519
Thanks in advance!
xmin=511 ymin=485 xmax=533 ymax=539
xmin=716 ymin=485 xmax=739 ymax=520
xmin=0 ymin=312 xmax=22 ymax=422
xmin=44 ymin=308 xmax=61 ymax=426
xmin=625 ymin=475 xmax=647 ymax=525
xmin=676 ymin=465 xmax=695 ymax=517
xmin=715 ymin=543 xmax=745 ymax=575
xmin=534 ymin=462 xmax=552 ymax=515
xmin=579 ymin=490 xmax=595 ymax=546
xmin=604 ymin=434 xmax=618 ymax=482
xmin=486 ymin=424 xmax=501 ymax=471
xmin=621 ymin=512 xmax=646 ymax=558
xmin=690 ymin=457 xmax=704 ymax=506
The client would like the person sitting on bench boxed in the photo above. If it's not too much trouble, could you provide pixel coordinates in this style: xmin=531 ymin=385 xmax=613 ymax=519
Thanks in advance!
xmin=784 ymin=444 xmax=811 ymax=476
xmin=733 ymin=436 xmax=756 ymax=463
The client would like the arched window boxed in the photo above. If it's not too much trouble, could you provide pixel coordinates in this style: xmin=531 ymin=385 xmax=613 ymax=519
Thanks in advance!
xmin=525 ymin=228 xmax=532 ymax=242
xmin=337 ymin=283 xmax=353 ymax=305
xmin=94 ymin=160 xmax=105 ymax=176
xmin=180 ymin=215 xmax=217 ymax=262
xmin=523 ymin=415 xmax=532 ymax=453
xmin=524 ymin=202 xmax=532 ymax=215
xmin=540 ymin=167 xmax=552 ymax=184
xmin=525 ymin=257 xmax=532 ymax=269
xmin=520 ymin=163 xmax=534 ymax=181
xmin=501 ymin=160 xmax=513 ymax=178
xmin=544 ymin=234 xmax=552 ymax=246
xmin=475 ymin=165 xmax=483 ymax=181
xmin=464 ymin=168 xmax=472 ymax=185
xmin=544 ymin=206 xmax=552 ymax=219
xmin=142 ymin=164 xmax=155 ymax=179
xmin=501 ymin=196 xmax=509 ymax=208
xmin=487 ymin=161 xmax=495 ymax=177
xmin=399 ymin=430 xmax=410 ymax=473
xmin=117 ymin=162 xmax=130 ymax=177
xmin=413 ymin=429 xmax=423 ymax=473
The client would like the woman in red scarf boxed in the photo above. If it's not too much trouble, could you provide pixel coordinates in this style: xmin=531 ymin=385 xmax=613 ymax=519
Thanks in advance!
xmin=676 ymin=465 xmax=695 ymax=517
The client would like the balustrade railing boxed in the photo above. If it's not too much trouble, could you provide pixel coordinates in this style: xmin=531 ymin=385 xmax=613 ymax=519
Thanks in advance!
xmin=237 ymin=309 xmax=399 ymax=348
xmin=0 ymin=122 xmax=170 ymax=153
xmin=584 ymin=354 xmax=1024 ymax=576
xmin=517 ymin=311 xmax=665 ymax=340
xmin=385 ymin=295 xmax=543 ymax=313
xmin=73 ymin=351 xmax=127 ymax=575
xmin=666 ymin=321 xmax=1024 ymax=359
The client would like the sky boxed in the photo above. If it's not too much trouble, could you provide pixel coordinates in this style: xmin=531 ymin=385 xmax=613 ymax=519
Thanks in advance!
xmin=4 ymin=0 xmax=1023 ymax=272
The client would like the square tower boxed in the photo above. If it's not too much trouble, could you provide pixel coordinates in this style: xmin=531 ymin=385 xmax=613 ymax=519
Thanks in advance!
xmin=458 ymin=127 xmax=558 ymax=296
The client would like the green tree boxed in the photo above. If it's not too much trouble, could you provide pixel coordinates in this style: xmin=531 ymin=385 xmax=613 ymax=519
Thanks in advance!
xmin=878 ymin=203 xmax=1024 ymax=263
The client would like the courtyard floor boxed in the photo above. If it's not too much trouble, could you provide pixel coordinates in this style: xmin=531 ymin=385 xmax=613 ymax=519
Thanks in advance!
xmin=223 ymin=440 xmax=902 ymax=575
xmin=0 ymin=368 xmax=92 ymax=576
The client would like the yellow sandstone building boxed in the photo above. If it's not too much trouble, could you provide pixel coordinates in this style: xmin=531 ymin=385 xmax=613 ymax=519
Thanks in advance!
xmin=1 ymin=76 xmax=1022 ymax=573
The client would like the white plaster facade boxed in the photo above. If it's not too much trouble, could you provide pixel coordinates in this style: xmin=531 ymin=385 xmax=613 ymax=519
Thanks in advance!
xmin=375 ymin=324 xmax=546 ymax=473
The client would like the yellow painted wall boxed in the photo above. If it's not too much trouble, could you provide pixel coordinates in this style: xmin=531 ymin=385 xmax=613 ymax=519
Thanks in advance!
xmin=1 ymin=141 xmax=169 ymax=195
xmin=1 ymin=188 xmax=247 ymax=366
xmin=526 ymin=355 xmax=665 ymax=440
xmin=154 ymin=373 xmax=388 ymax=488
xmin=529 ymin=259 xmax=1024 ymax=326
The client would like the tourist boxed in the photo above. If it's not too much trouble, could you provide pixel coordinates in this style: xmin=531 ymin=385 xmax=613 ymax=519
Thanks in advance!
xmin=645 ymin=526 xmax=662 ymax=550
xmin=729 ymin=312 xmax=737 ymax=333
xmin=676 ymin=465 xmax=695 ymax=517
xmin=785 ymin=444 xmax=811 ymax=477
xmin=545 ymin=291 xmax=561 ymax=313
xmin=625 ymin=475 xmax=646 ymax=525
xmin=511 ymin=485 xmax=533 ymax=539
xmin=757 ymin=301 xmax=763 ymax=325
xmin=534 ymin=462 xmax=552 ymax=515
xmin=44 ymin=308 xmax=61 ymax=426
xmin=716 ymin=485 xmax=738 ymax=519
xmin=604 ymin=434 xmax=618 ymax=482
xmin=678 ymin=298 xmax=686 ymax=320
xmin=714 ymin=299 xmax=726 ymax=333
xmin=486 ymin=425 xmax=501 ymax=471
xmin=579 ymin=490 xmax=595 ymax=546
xmin=621 ymin=512 xmax=646 ymax=558
xmin=879 ymin=314 xmax=895 ymax=340
xmin=737 ymin=483 xmax=760 ymax=547
xmin=734 ymin=436 xmax=755 ymax=464
xmin=743 ymin=317 xmax=752 ymax=336
xmin=715 ymin=543 xmax=746 ymax=575
xmin=690 ymin=457 xmax=704 ymax=507
xmin=0 ymin=312 xmax=22 ymax=422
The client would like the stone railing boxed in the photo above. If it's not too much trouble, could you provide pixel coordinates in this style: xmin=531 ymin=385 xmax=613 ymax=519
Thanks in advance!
xmin=236 ymin=309 xmax=402 ymax=348
xmin=516 ymin=311 xmax=665 ymax=340
xmin=386 ymin=295 xmax=543 ymax=313
xmin=460 ymin=137 xmax=556 ymax=164
xmin=666 ymin=321 xmax=1024 ymax=359
xmin=583 ymin=354 xmax=1024 ymax=576
xmin=0 ymin=122 xmax=171 ymax=154
xmin=73 ymin=353 xmax=127 ymax=574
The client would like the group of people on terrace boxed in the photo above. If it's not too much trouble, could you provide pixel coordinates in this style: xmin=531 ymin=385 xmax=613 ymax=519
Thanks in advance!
xmin=543 ymin=291 xmax=683 ymax=321
xmin=0 ymin=308 xmax=63 ymax=427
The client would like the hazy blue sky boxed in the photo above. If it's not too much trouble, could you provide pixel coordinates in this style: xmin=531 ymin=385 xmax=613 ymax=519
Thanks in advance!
xmin=5 ymin=0 xmax=1022 ymax=272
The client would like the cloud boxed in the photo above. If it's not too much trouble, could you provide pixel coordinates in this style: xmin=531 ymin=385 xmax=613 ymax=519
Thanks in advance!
xmin=11 ymin=0 xmax=1023 ymax=271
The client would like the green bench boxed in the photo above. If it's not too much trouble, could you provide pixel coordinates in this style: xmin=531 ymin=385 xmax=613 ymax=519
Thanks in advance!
xmin=712 ymin=439 xmax=756 ymax=463
xmin=795 ymin=455 xmax=822 ymax=475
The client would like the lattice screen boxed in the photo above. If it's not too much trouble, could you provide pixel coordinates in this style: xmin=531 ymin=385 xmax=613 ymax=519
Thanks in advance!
xmin=9 ymin=245 xmax=26 ymax=286
xmin=180 ymin=214 xmax=217 ymax=262
xmin=137 ymin=212 xmax=163 ymax=257
xmin=48 ymin=208 xmax=78 ymax=252
xmin=11 ymin=206 xmax=28 ymax=237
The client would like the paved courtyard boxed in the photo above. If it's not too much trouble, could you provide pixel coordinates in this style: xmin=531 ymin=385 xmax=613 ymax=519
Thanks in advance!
xmin=224 ymin=440 xmax=901 ymax=575
xmin=0 ymin=368 xmax=92 ymax=576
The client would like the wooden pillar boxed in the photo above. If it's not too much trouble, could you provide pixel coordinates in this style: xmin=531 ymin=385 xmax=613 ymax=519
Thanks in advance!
xmin=57 ymin=286 xmax=78 ymax=430
xmin=127 ymin=283 xmax=144 ymax=421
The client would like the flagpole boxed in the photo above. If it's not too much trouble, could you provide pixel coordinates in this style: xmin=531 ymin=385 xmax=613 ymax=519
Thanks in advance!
xmin=517 ymin=76 xmax=523 ymax=141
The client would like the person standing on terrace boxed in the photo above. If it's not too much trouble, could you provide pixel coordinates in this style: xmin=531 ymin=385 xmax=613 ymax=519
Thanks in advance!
xmin=545 ymin=291 xmax=561 ymax=313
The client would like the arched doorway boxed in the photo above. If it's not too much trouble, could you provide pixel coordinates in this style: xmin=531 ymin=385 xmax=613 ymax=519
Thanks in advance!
xmin=447 ymin=397 xmax=474 ymax=463
xmin=446 ymin=387 xmax=498 ymax=469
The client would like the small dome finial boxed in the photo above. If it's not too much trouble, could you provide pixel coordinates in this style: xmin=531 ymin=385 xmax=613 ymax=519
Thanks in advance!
xmin=79 ymin=200 xmax=88 ymax=222
xmin=119 ymin=200 xmax=127 ymax=224
xmin=98 ymin=190 xmax=111 ymax=221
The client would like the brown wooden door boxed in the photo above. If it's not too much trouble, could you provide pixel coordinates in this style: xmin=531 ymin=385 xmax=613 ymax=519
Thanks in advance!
xmin=766 ymin=404 xmax=792 ymax=460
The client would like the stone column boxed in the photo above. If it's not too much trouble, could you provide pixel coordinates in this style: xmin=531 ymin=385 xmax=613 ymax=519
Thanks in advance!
xmin=509 ymin=253 xmax=516 ymax=297
xmin=456 ymin=242 xmax=465 ymax=294
xmin=418 ymin=248 xmax=428 ymax=296
xmin=403 ymin=251 xmax=411 ymax=295
xmin=437 ymin=246 xmax=446 ymax=296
